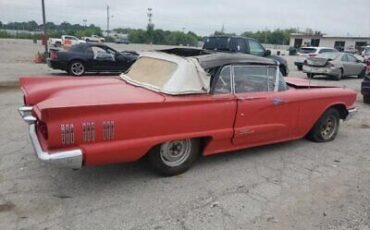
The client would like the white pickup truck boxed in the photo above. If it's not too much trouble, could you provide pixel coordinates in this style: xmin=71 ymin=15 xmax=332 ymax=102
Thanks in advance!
xmin=48 ymin=35 xmax=85 ymax=48
xmin=82 ymin=35 xmax=105 ymax=43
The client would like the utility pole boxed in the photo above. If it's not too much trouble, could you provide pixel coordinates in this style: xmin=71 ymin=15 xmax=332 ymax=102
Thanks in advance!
xmin=41 ymin=0 xmax=48 ymax=54
xmin=107 ymin=5 xmax=110 ymax=39
xmin=147 ymin=8 xmax=154 ymax=44
xmin=147 ymin=8 xmax=153 ymax=30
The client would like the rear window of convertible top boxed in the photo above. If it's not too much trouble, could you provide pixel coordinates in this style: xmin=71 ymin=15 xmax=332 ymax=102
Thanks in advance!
xmin=126 ymin=57 xmax=177 ymax=88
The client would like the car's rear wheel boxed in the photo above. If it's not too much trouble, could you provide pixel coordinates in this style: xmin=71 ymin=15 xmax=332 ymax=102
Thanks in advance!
xmin=335 ymin=69 xmax=343 ymax=81
xmin=149 ymin=139 xmax=200 ymax=176
xmin=307 ymin=73 xmax=314 ymax=79
xmin=297 ymin=65 xmax=303 ymax=71
xmin=364 ymin=96 xmax=370 ymax=104
xmin=68 ymin=61 xmax=85 ymax=76
xmin=307 ymin=108 xmax=340 ymax=142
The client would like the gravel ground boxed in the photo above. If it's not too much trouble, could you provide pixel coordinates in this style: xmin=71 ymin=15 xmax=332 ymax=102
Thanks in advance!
xmin=0 ymin=39 xmax=369 ymax=230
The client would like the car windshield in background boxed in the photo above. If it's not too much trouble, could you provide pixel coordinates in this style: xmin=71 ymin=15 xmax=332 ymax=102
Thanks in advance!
xmin=123 ymin=57 xmax=177 ymax=88
xmin=299 ymin=48 xmax=317 ymax=53
xmin=203 ymin=37 xmax=231 ymax=51
xmin=317 ymin=52 xmax=340 ymax=59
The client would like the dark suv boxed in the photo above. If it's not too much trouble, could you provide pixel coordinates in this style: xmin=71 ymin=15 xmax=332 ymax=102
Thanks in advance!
xmin=203 ymin=36 xmax=289 ymax=76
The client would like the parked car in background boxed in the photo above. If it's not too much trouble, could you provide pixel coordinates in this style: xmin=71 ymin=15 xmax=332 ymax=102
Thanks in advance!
xmin=303 ymin=52 xmax=366 ymax=80
xmin=361 ymin=57 xmax=370 ymax=103
xmin=82 ymin=35 xmax=105 ymax=43
xmin=361 ymin=46 xmax=370 ymax=57
xmin=202 ymin=36 xmax=289 ymax=76
xmin=47 ymin=43 xmax=138 ymax=76
xmin=19 ymin=50 xmax=357 ymax=175
xmin=295 ymin=47 xmax=338 ymax=71
xmin=48 ymin=35 xmax=85 ymax=48
xmin=114 ymin=37 xmax=129 ymax=44
xmin=344 ymin=45 xmax=358 ymax=54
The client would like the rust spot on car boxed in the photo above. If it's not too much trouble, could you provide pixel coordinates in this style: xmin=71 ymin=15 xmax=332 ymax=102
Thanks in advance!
xmin=0 ymin=202 xmax=15 ymax=212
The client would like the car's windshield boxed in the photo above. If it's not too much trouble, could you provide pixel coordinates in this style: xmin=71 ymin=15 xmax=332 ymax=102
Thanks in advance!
xmin=123 ymin=57 xmax=177 ymax=88
xmin=317 ymin=52 xmax=340 ymax=59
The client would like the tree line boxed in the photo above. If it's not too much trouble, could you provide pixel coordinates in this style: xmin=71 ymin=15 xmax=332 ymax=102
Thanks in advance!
xmin=0 ymin=20 xmax=320 ymax=46
xmin=114 ymin=28 xmax=201 ymax=46
xmin=0 ymin=20 xmax=102 ymax=39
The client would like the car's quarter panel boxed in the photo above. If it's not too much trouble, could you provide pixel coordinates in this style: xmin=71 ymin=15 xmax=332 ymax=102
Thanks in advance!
xmin=21 ymin=76 xmax=238 ymax=166
xmin=286 ymin=87 xmax=356 ymax=137
xmin=41 ymin=94 xmax=237 ymax=166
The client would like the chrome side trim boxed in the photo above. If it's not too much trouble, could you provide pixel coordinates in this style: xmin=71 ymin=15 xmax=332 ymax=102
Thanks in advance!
xmin=82 ymin=122 xmax=95 ymax=143
xmin=345 ymin=107 xmax=358 ymax=121
xmin=19 ymin=106 xmax=83 ymax=169
xmin=103 ymin=121 xmax=115 ymax=141
xmin=61 ymin=124 xmax=75 ymax=145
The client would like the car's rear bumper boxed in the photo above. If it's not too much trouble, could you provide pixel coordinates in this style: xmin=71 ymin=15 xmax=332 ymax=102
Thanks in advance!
xmin=302 ymin=65 xmax=340 ymax=76
xmin=18 ymin=106 xmax=83 ymax=169
xmin=47 ymin=59 xmax=68 ymax=71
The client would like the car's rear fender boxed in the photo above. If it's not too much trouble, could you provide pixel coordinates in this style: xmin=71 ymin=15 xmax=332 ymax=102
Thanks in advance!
xmin=39 ymin=97 xmax=237 ymax=166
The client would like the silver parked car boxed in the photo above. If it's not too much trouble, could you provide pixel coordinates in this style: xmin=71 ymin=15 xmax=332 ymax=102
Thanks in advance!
xmin=303 ymin=52 xmax=366 ymax=80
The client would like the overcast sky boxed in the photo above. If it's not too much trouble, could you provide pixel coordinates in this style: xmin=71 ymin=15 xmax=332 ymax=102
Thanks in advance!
xmin=0 ymin=0 xmax=369 ymax=36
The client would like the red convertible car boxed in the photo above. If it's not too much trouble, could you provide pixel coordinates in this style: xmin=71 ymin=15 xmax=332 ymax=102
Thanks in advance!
xmin=19 ymin=50 xmax=357 ymax=175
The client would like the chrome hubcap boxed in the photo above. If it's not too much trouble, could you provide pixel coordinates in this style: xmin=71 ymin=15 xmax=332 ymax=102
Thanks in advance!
xmin=71 ymin=63 xmax=84 ymax=75
xmin=320 ymin=115 xmax=337 ymax=140
xmin=160 ymin=139 xmax=191 ymax=167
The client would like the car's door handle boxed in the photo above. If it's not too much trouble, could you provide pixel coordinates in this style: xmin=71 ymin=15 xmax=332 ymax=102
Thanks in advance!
xmin=272 ymin=97 xmax=286 ymax=105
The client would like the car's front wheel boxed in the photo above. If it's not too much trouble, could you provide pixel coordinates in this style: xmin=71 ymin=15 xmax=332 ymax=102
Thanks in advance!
xmin=149 ymin=139 xmax=200 ymax=176
xmin=364 ymin=96 xmax=370 ymax=104
xmin=68 ymin=61 xmax=85 ymax=76
xmin=358 ymin=68 xmax=366 ymax=78
xmin=307 ymin=108 xmax=340 ymax=142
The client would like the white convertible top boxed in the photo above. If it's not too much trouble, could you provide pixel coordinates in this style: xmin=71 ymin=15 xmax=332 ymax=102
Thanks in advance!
xmin=120 ymin=52 xmax=211 ymax=95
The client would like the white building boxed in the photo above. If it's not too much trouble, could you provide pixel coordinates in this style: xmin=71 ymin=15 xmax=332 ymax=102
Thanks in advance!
xmin=289 ymin=33 xmax=370 ymax=51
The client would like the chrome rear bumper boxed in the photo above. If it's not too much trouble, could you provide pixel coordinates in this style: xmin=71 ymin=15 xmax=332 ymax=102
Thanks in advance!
xmin=346 ymin=107 xmax=358 ymax=121
xmin=18 ymin=106 xmax=83 ymax=169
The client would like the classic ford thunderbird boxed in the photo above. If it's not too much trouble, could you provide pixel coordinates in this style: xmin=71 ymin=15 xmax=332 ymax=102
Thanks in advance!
xmin=19 ymin=49 xmax=357 ymax=175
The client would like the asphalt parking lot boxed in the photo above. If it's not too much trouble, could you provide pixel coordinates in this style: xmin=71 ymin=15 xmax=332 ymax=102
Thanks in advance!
xmin=0 ymin=39 xmax=369 ymax=230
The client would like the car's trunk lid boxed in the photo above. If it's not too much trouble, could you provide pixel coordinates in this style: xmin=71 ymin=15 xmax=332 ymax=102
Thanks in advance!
xmin=305 ymin=57 xmax=330 ymax=67
xmin=20 ymin=76 xmax=165 ymax=111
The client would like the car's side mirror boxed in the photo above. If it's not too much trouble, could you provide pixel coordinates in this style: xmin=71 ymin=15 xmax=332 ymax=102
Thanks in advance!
xmin=264 ymin=50 xmax=271 ymax=56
